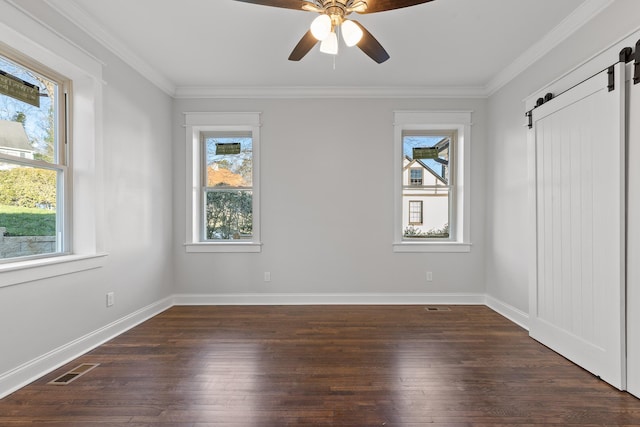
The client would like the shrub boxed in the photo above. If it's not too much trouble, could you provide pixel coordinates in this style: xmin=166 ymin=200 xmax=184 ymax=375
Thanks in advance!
xmin=0 ymin=167 xmax=56 ymax=208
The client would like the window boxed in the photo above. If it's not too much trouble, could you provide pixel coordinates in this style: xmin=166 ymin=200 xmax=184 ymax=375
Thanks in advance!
xmin=185 ymin=112 xmax=261 ymax=252
xmin=402 ymin=131 xmax=452 ymax=239
xmin=203 ymin=132 xmax=253 ymax=241
xmin=1 ymin=13 xmax=105 ymax=287
xmin=0 ymin=50 xmax=69 ymax=262
xmin=408 ymin=201 xmax=423 ymax=225
xmin=409 ymin=168 xmax=423 ymax=185
xmin=393 ymin=111 xmax=471 ymax=252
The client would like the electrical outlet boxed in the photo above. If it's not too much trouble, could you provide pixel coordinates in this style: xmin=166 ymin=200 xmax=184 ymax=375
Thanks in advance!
xmin=106 ymin=292 xmax=114 ymax=307
xmin=426 ymin=272 xmax=433 ymax=282
xmin=264 ymin=272 xmax=271 ymax=282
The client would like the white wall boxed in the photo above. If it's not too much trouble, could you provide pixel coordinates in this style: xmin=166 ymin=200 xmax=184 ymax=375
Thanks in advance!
xmin=485 ymin=0 xmax=640 ymax=313
xmin=0 ymin=2 xmax=174 ymax=393
xmin=173 ymin=97 xmax=486 ymax=300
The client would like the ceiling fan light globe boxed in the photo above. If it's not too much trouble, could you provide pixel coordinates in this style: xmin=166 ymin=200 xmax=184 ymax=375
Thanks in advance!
xmin=341 ymin=19 xmax=363 ymax=47
xmin=310 ymin=14 xmax=332 ymax=41
xmin=320 ymin=31 xmax=339 ymax=55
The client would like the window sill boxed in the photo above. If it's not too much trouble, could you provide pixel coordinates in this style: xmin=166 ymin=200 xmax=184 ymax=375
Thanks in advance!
xmin=393 ymin=241 xmax=472 ymax=253
xmin=184 ymin=242 xmax=262 ymax=253
xmin=0 ymin=253 xmax=108 ymax=288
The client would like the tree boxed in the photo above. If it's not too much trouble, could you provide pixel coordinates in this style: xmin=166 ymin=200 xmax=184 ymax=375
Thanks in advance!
xmin=12 ymin=111 xmax=26 ymax=124
xmin=0 ymin=167 xmax=56 ymax=208
xmin=205 ymin=190 xmax=252 ymax=239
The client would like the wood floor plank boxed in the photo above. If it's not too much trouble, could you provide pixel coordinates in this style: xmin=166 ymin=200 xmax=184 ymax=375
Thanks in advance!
xmin=1 ymin=305 xmax=640 ymax=425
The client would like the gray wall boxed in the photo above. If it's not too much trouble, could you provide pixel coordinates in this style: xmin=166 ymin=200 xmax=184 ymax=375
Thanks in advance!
xmin=173 ymin=97 xmax=487 ymax=298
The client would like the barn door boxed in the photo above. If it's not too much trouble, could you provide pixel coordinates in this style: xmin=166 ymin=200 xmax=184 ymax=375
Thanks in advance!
xmin=627 ymin=58 xmax=640 ymax=398
xmin=529 ymin=63 xmax=626 ymax=389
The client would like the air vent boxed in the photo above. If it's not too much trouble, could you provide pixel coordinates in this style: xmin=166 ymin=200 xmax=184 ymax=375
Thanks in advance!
xmin=425 ymin=306 xmax=451 ymax=312
xmin=48 ymin=363 xmax=99 ymax=385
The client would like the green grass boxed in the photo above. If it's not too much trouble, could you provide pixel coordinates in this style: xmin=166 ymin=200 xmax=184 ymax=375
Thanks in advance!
xmin=0 ymin=204 xmax=56 ymax=236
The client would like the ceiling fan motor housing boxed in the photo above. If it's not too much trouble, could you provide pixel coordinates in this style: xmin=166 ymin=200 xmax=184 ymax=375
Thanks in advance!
xmin=235 ymin=0 xmax=435 ymax=63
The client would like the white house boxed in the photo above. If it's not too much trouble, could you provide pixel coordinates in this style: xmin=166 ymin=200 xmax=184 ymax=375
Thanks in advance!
xmin=401 ymin=134 xmax=451 ymax=237
xmin=402 ymin=156 xmax=449 ymax=237
xmin=0 ymin=119 xmax=34 ymax=165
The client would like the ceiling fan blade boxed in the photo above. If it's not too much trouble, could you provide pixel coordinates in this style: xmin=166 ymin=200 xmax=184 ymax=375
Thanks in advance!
xmin=288 ymin=30 xmax=319 ymax=61
xmin=359 ymin=0 xmax=435 ymax=14
xmin=232 ymin=0 xmax=310 ymax=11
xmin=352 ymin=21 xmax=390 ymax=64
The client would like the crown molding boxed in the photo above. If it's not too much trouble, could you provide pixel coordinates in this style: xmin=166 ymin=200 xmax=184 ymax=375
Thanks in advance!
xmin=3 ymin=0 xmax=105 ymax=74
xmin=38 ymin=0 xmax=612 ymax=100
xmin=485 ymin=0 xmax=614 ymax=96
xmin=44 ymin=0 xmax=176 ymax=97
xmin=173 ymin=85 xmax=489 ymax=99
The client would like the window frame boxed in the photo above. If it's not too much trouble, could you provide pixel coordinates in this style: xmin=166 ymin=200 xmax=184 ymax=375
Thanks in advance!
xmin=0 ymin=48 xmax=70 ymax=263
xmin=393 ymin=111 xmax=472 ymax=253
xmin=201 ymin=130 xmax=254 ymax=242
xmin=184 ymin=112 xmax=262 ymax=253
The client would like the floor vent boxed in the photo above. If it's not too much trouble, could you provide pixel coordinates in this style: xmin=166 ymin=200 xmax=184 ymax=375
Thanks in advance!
xmin=425 ymin=306 xmax=451 ymax=312
xmin=48 ymin=363 xmax=99 ymax=385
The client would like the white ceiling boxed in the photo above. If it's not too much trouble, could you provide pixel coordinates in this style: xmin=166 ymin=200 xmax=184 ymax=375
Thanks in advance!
xmin=48 ymin=0 xmax=603 ymax=96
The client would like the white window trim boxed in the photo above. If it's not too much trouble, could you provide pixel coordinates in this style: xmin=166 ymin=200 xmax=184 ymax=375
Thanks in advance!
xmin=0 ymin=3 xmax=107 ymax=287
xmin=184 ymin=112 xmax=262 ymax=253
xmin=393 ymin=111 xmax=472 ymax=253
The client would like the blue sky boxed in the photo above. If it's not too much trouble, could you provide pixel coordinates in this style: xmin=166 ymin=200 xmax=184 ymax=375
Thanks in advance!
xmin=0 ymin=55 xmax=55 ymax=153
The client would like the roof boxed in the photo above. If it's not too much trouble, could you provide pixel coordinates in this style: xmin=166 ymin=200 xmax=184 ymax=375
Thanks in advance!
xmin=404 ymin=155 xmax=448 ymax=185
xmin=0 ymin=120 xmax=33 ymax=151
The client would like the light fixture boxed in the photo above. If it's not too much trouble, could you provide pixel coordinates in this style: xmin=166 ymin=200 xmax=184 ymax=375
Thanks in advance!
xmin=320 ymin=31 xmax=338 ymax=55
xmin=341 ymin=19 xmax=363 ymax=47
xmin=310 ymin=14 xmax=332 ymax=41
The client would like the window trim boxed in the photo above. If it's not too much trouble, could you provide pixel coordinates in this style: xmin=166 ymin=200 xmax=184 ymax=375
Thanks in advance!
xmin=0 ymin=6 xmax=107 ymax=287
xmin=184 ymin=112 xmax=262 ymax=253
xmin=393 ymin=111 xmax=472 ymax=253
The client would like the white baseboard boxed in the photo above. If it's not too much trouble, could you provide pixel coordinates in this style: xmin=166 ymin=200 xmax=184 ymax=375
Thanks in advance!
xmin=0 ymin=292 xmax=529 ymax=399
xmin=172 ymin=292 xmax=487 ymax=306
xmin=485 ymin=295 xmax=530 ymax=330
xmin=0 ymin=296 xmax=173 ymax=399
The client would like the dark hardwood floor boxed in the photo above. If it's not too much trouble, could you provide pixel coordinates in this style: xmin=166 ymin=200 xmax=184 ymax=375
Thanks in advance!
xmin=2 ymin=305 xmax=640 ymax=426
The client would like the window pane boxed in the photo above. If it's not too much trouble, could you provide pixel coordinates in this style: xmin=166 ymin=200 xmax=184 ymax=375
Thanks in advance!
xmin=0 ymin=55 xmax=58 ymax=164
xmin=205 ymin=190 xmax=252 ymax=240
xmin=0 ymin=162 xmax=59 ymax=258
xmin=404 ymin=191 xmax=450 ymax=238
xmin=410 ymin=169 xmax=423 ymax=185
xmin=204 ymin=134 xmax=252 ymax=188
xmin=403 ymin=134 xmax=450 ymax=184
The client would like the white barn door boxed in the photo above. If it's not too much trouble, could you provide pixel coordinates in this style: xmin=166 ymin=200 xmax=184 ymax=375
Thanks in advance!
xmin=628 ymin=62 xmax=640 ymax=398
xmin=529 ymin=63 xmax=626 ymax=389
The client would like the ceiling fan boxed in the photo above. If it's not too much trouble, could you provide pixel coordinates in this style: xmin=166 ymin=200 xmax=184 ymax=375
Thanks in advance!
xmin=233 ymin=0 xmax=435 ymax=64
